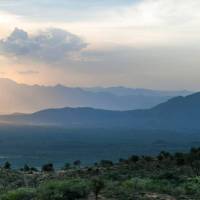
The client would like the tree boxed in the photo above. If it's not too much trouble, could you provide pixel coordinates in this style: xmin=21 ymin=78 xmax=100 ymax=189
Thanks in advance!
xmin=42 ymin=163 xmax=54 ymax=172
xmin=129 ymin=155 xmax=139 ymax=163
xmin=73 ymin=160 xmax=81 ymax=168
xmin=175 ymin=153 xmax=186 ymax=166
xmin=119 ymin=158 xmax=126 ymax=163
xmin=23 ymin=164 xmax=30 ymax=172
xmin=91 ymin=178 xmax=105 ymax=200
xmin=100 ymin=160 xmax=113 ymax=167
xmin=63 ymin=163 xmax=71 ymax=170
xmin=143 ymin=156 xmax=153 ymax=162
xmin=157 ymin=151 xmax=172 ymax=161
xmin=4 ymin=161 xmax=11 ymax=170
xmin=191 ymin=160 xmax=200 ymax=176
xmin=30 ymin=167 xmax=38 ymax=172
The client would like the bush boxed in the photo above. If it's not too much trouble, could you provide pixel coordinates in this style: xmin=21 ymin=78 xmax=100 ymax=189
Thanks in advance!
xmin=122 ymin=178 xmax=150 ymax=191
xmin=62 ymin=163 xmax=71 ymax=170
xmin=3 ymin=162 xmax=11 ymax=170
xmin=100 ymin=160 xmax=113 ymax=167
xmin=128 ymin=155 xmax=139 ymax=163
xmin=183 ymin=177 xmax=200 ymax=196
xmin=73 ymin=160 xmax=81 ymax=168
xmin=145 ymin=179 xmax=174 ymax=194
xmin=42 ymin=163 xmax=54 ymax=172
xmin=121 ymin=178 xmax=174 ymax=194
xmin=0 ymin=188 xmax=36 ymax=200
xmin=37 ymin=179 xmax=90 ymax=200
xmin=22 ymin=164 xmax=30 ymax=172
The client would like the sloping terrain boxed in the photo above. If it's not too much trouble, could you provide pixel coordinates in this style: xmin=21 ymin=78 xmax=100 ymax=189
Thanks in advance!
xmin=0 ymin=92 xmax=200 ymax=130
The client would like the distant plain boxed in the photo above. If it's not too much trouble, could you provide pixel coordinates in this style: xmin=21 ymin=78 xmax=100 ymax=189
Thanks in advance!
xmin=0 ymin=125 xmax=199 ymax=168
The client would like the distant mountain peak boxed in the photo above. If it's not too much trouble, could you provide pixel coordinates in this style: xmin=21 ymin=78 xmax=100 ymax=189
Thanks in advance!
xmin=0 ymin=78 xmax=193 ymax=114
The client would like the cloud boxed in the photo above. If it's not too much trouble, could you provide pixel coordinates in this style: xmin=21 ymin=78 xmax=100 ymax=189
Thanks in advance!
xmin=1 ymin=0 xmax=200 ymax=48
xmin=84 ymin=0 xmax=200 ymax=28
xmin=17 ymin=70 xmax=39 ymax=75
xmin=2 ymin=0 xmax=198 ymax=27
xmin=0 ymin=27 xmax=88 ymax=64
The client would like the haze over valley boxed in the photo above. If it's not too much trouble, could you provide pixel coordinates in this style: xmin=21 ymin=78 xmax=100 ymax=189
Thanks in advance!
xmin=0 ymin=78 xmax=191 ymax=114
xmin=0 ymin=91 xmax=199 ymax=131
xmin=1 ymin=1 xmax=200 ymax=199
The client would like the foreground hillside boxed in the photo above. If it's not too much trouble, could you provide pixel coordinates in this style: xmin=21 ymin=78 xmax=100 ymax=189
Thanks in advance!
xmin=1 ymin=148 xmax=200 ymax=199
xmin=1 ymin=92 xmax=200 ymax=130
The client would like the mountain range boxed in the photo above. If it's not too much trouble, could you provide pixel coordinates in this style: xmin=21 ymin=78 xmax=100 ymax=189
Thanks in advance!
xmin=0 ymin=78 xmax=191 ymax=114
xmin=1 ymin=92 xmax=200 ymax=131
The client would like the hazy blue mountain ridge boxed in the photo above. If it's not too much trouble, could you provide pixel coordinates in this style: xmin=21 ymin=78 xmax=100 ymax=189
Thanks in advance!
xmin=1 ymin=92 xmax=200 ymax=130
xmin=0 ymin=78 xmax=191 ymax=113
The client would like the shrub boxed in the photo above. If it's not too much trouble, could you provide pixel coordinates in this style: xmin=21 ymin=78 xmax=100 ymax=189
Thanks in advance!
xmin=37 ymin=179 xmax=90 ymax=200
xmin=73 ymin=160 xmax=81 ymax=168
xmin=183 ymin=177 xmax=200 ymax=196
xmin=23 ymin=164 xmax=30 ymax=172
xmin=128 ymin=155 xmax=139 ymax=163
xmin=121 ymin=178 xmax=174 ymax=194
xmin=3 ymin=162 xmax=11 ymax=170
xmin=0 ymin=188 xmax=36 ymax=200
xmin=122 ymin=178 xmax=150 ymax=191
xmin=42 ymin=163 xmax=54 ymax=172
xmin=100 ymin=160 xmax=113 ymax=167
xmin=62 ymin=163 xmax=71 ymax=170
xmin=145 ymin=179 xmax=174 ymax=194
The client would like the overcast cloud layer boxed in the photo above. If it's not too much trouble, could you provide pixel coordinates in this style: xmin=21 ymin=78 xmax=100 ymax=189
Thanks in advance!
xmin=0 ymin=0 xmax=200 ymax=90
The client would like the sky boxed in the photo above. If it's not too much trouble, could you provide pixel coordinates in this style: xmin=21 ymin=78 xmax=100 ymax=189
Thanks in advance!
xmin=0 ymin=0 xmax=200 ymax=90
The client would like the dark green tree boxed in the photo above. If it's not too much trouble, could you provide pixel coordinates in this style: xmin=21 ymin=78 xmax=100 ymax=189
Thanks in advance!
xmin=42 ymin=163 xmax=54 ymax=172
xmin=63 ymin=163 xmax=71 ymax=170
xmin=129 ymin=155 xmax=139 ymax=163
xmin=3 ymin=161 xmax=11 ymax=170
xmin=73 ymin=160 xmax=81 ymax=168
xmin=100 ymin=160 xmax=113 ymax=167
xmin=23 ymin=164 xmax=30 ymax=172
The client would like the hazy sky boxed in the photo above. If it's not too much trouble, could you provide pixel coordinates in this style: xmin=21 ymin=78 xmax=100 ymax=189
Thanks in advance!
xmin=0 ymin=0 xmax=200 ymax=90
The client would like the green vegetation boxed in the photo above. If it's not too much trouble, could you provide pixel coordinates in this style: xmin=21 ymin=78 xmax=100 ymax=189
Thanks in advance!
xmin=37 ymin=179 xmax=90 ymax=200
xmin=1 ymin=188 xmax=36 ymax=200
xmin=2 ymin=148 xmax=200 ymax=199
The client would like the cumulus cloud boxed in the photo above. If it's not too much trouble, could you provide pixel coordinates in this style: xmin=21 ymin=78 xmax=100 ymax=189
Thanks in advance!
xmin=0 ymin=28 xmax=88 ymax=64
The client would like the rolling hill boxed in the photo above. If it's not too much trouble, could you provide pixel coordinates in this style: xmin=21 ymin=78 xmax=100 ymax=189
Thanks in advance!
xmin=1 ymin=92 xmax=200 ymax=130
